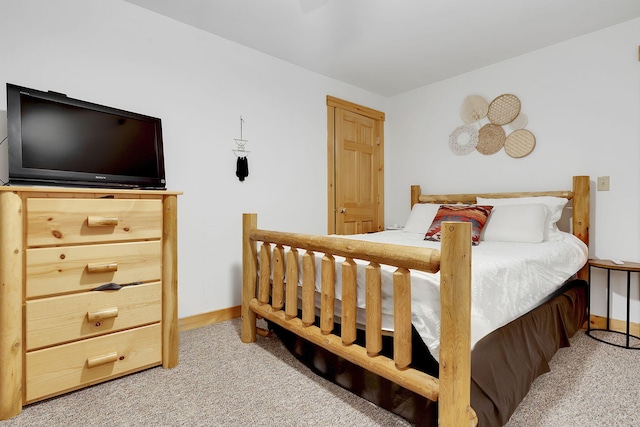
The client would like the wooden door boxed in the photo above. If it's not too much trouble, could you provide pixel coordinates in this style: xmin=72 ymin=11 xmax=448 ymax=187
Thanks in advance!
xmin=327 ymin=96 xmax=385 ymax=235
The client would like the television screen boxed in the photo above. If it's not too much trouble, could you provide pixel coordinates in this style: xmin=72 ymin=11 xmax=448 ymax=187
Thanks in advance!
xmin=6 ymin=83 xmax=166 ymax=189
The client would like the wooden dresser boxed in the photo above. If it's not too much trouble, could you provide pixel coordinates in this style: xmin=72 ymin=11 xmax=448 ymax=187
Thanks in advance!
xmin=0 ymin=186 xmax=180 ymax=420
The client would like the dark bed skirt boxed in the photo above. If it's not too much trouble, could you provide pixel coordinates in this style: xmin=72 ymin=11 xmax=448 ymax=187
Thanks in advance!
xmin=268 ymin=278 xmax=587 ymax=427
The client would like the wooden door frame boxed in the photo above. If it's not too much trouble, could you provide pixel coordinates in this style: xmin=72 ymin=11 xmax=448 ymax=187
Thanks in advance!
xmin=326 ymin=96 xmax=385 ymax=234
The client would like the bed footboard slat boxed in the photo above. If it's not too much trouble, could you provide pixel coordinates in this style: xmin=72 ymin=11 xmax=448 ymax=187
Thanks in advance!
xmin=320 ymin=254 xmax=336 ymax=334
xmin=341 ymin=258 xmax=357 ymax=345
xmin=285 ymin=249 xmax=299 ymax=320
xmin=302 ymin=251 xmax=316 ymax=327
xmin=393 ymin=268 xmax=412 ymax=369
xmin=272 ymin=245 xmax=285 ymax=310
xmin=365 ymin=262 xmax=382 ymax=357
xmin=259 ymin=243 xmax=272 ymax=304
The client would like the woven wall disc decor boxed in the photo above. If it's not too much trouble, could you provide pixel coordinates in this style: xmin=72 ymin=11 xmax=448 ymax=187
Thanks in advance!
xmin=477 ymin=123 xmax=506 ymax=155
xmin=509 ymin=113 xmax=528 ymax=130
xmin=449 ymin=125 xmax=478 ymax=155
xmin=460 ymin=95 xmax=489 ymax=124
xmin=504 ymin=129 xmax=536 ymax=158
xmin=487 ymin=94 xmax=521 ymax=125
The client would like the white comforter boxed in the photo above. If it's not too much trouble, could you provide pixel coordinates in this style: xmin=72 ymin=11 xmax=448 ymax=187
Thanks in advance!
xmin=313 ymin=230 xmax=588 ymax=360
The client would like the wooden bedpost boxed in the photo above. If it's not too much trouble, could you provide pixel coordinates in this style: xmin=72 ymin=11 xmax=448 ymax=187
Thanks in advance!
xmin=438 ymin=221 xmax=477 ymax=427
xmin=572 ymin=176 xmax=590 ymax=280
xmin=411 ymin=185 xmax=421 ymax=208
xmin=242 ymin=213 xmax=258 ymax=343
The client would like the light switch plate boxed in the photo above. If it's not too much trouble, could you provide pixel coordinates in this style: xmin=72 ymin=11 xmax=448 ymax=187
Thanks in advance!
xmin=597 ymin=176 xmax=610 ymax=191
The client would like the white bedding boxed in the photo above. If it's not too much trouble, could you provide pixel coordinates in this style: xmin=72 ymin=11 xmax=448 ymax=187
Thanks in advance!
xmin=308 ymin=230 xmax=588 ymax=361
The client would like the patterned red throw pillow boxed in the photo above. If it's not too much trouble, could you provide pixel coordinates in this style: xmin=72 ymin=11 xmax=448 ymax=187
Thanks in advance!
xmin=424 ymin=205 xmax=493 ymax=246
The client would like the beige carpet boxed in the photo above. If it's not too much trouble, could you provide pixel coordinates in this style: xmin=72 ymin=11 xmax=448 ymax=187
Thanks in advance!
xmin=1 ymin=319 xmax=639 ymax=426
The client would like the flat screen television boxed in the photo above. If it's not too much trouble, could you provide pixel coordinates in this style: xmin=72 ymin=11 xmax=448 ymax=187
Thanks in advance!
xmin=6 ymin=83 xmax=166 ymax=189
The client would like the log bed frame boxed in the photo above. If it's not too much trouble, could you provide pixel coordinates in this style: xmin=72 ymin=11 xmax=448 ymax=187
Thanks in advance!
xmin=241 ymin=175 xmax=589 ymax=426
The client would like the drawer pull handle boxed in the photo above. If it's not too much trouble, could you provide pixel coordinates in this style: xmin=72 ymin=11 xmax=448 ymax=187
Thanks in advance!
xmin=87 ymin=307 xmax=119 ymax=322
xmin=87 ymin=216 xmax=119 ymax=227
xmin=87 ymin=352 xmax=119 ymax=368
xmin=87 ymin=262 xmax=118 ymax=273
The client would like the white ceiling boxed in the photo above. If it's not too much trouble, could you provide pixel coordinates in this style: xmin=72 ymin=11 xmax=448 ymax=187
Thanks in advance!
xmin=125 ymin=0 xmax=640 ymax=96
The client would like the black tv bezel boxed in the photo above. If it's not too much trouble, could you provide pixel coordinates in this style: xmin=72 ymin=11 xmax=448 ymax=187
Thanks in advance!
xmin=6 ymin=83 xmax=166 ymax=190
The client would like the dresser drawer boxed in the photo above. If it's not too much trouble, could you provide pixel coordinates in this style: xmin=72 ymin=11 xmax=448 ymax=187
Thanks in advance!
xmin=26 ymin=282 xmax=161 ymax=350
xmin=26 ymin=241 xmax=162 ymax=298
xmin=26 ymin=198 xmax=162 ymax=247
xmin=26 ymin=324 xmax=162 ymax=403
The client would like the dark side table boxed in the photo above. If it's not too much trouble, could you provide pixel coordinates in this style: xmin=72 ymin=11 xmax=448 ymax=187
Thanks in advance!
xmin=587 ymin=259 xmax=640 ymax=349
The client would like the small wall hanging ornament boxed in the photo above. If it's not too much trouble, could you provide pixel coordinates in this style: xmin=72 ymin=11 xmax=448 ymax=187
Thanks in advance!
xmin=477 ymin=123 xmax=506 ymax=155
xmin=460 ymin=95 xmax=489 ymax=124
xmin=487 ymin=94 xmax=521 ymax=125
xmin=449 ymin=124 xmax=478 ymax=155
xmin=232 ymin=116 xmax=250 ymax=182
xmin=509 ymin=113 xmax=528 ymax=130
xmin=504 ymin=129 xmax=536 ymax=158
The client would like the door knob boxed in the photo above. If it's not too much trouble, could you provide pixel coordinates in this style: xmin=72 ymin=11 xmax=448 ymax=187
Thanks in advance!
xmin=339 ymin=207 xmax=347 ymax=213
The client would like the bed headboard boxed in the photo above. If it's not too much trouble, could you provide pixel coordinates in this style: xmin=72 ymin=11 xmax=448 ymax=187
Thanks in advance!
xmin=410 ymin=175 xmax=590 ymax=278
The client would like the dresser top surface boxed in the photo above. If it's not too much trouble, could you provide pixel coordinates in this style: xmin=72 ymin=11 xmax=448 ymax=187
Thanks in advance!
xmin=0 ymin=185 xmax=181 ymax=196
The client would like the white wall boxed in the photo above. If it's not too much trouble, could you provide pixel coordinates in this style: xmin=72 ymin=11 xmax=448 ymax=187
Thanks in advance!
xmin=386 ymin=18 xmax=640 ymax=322
xmin=0 ymin=0 xmax=386 ymax=318
xmin=2 ymin=1 xmax=637 ymax=324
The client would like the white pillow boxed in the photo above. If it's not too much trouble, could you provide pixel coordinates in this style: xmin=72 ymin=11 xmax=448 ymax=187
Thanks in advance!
xmin=481 ymin=203 xmax=547 ymax=243
xmin=403 ymin=203 xmax=441 ymax=234
xmin=476 ymin=196 xmax=569 ymax=241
